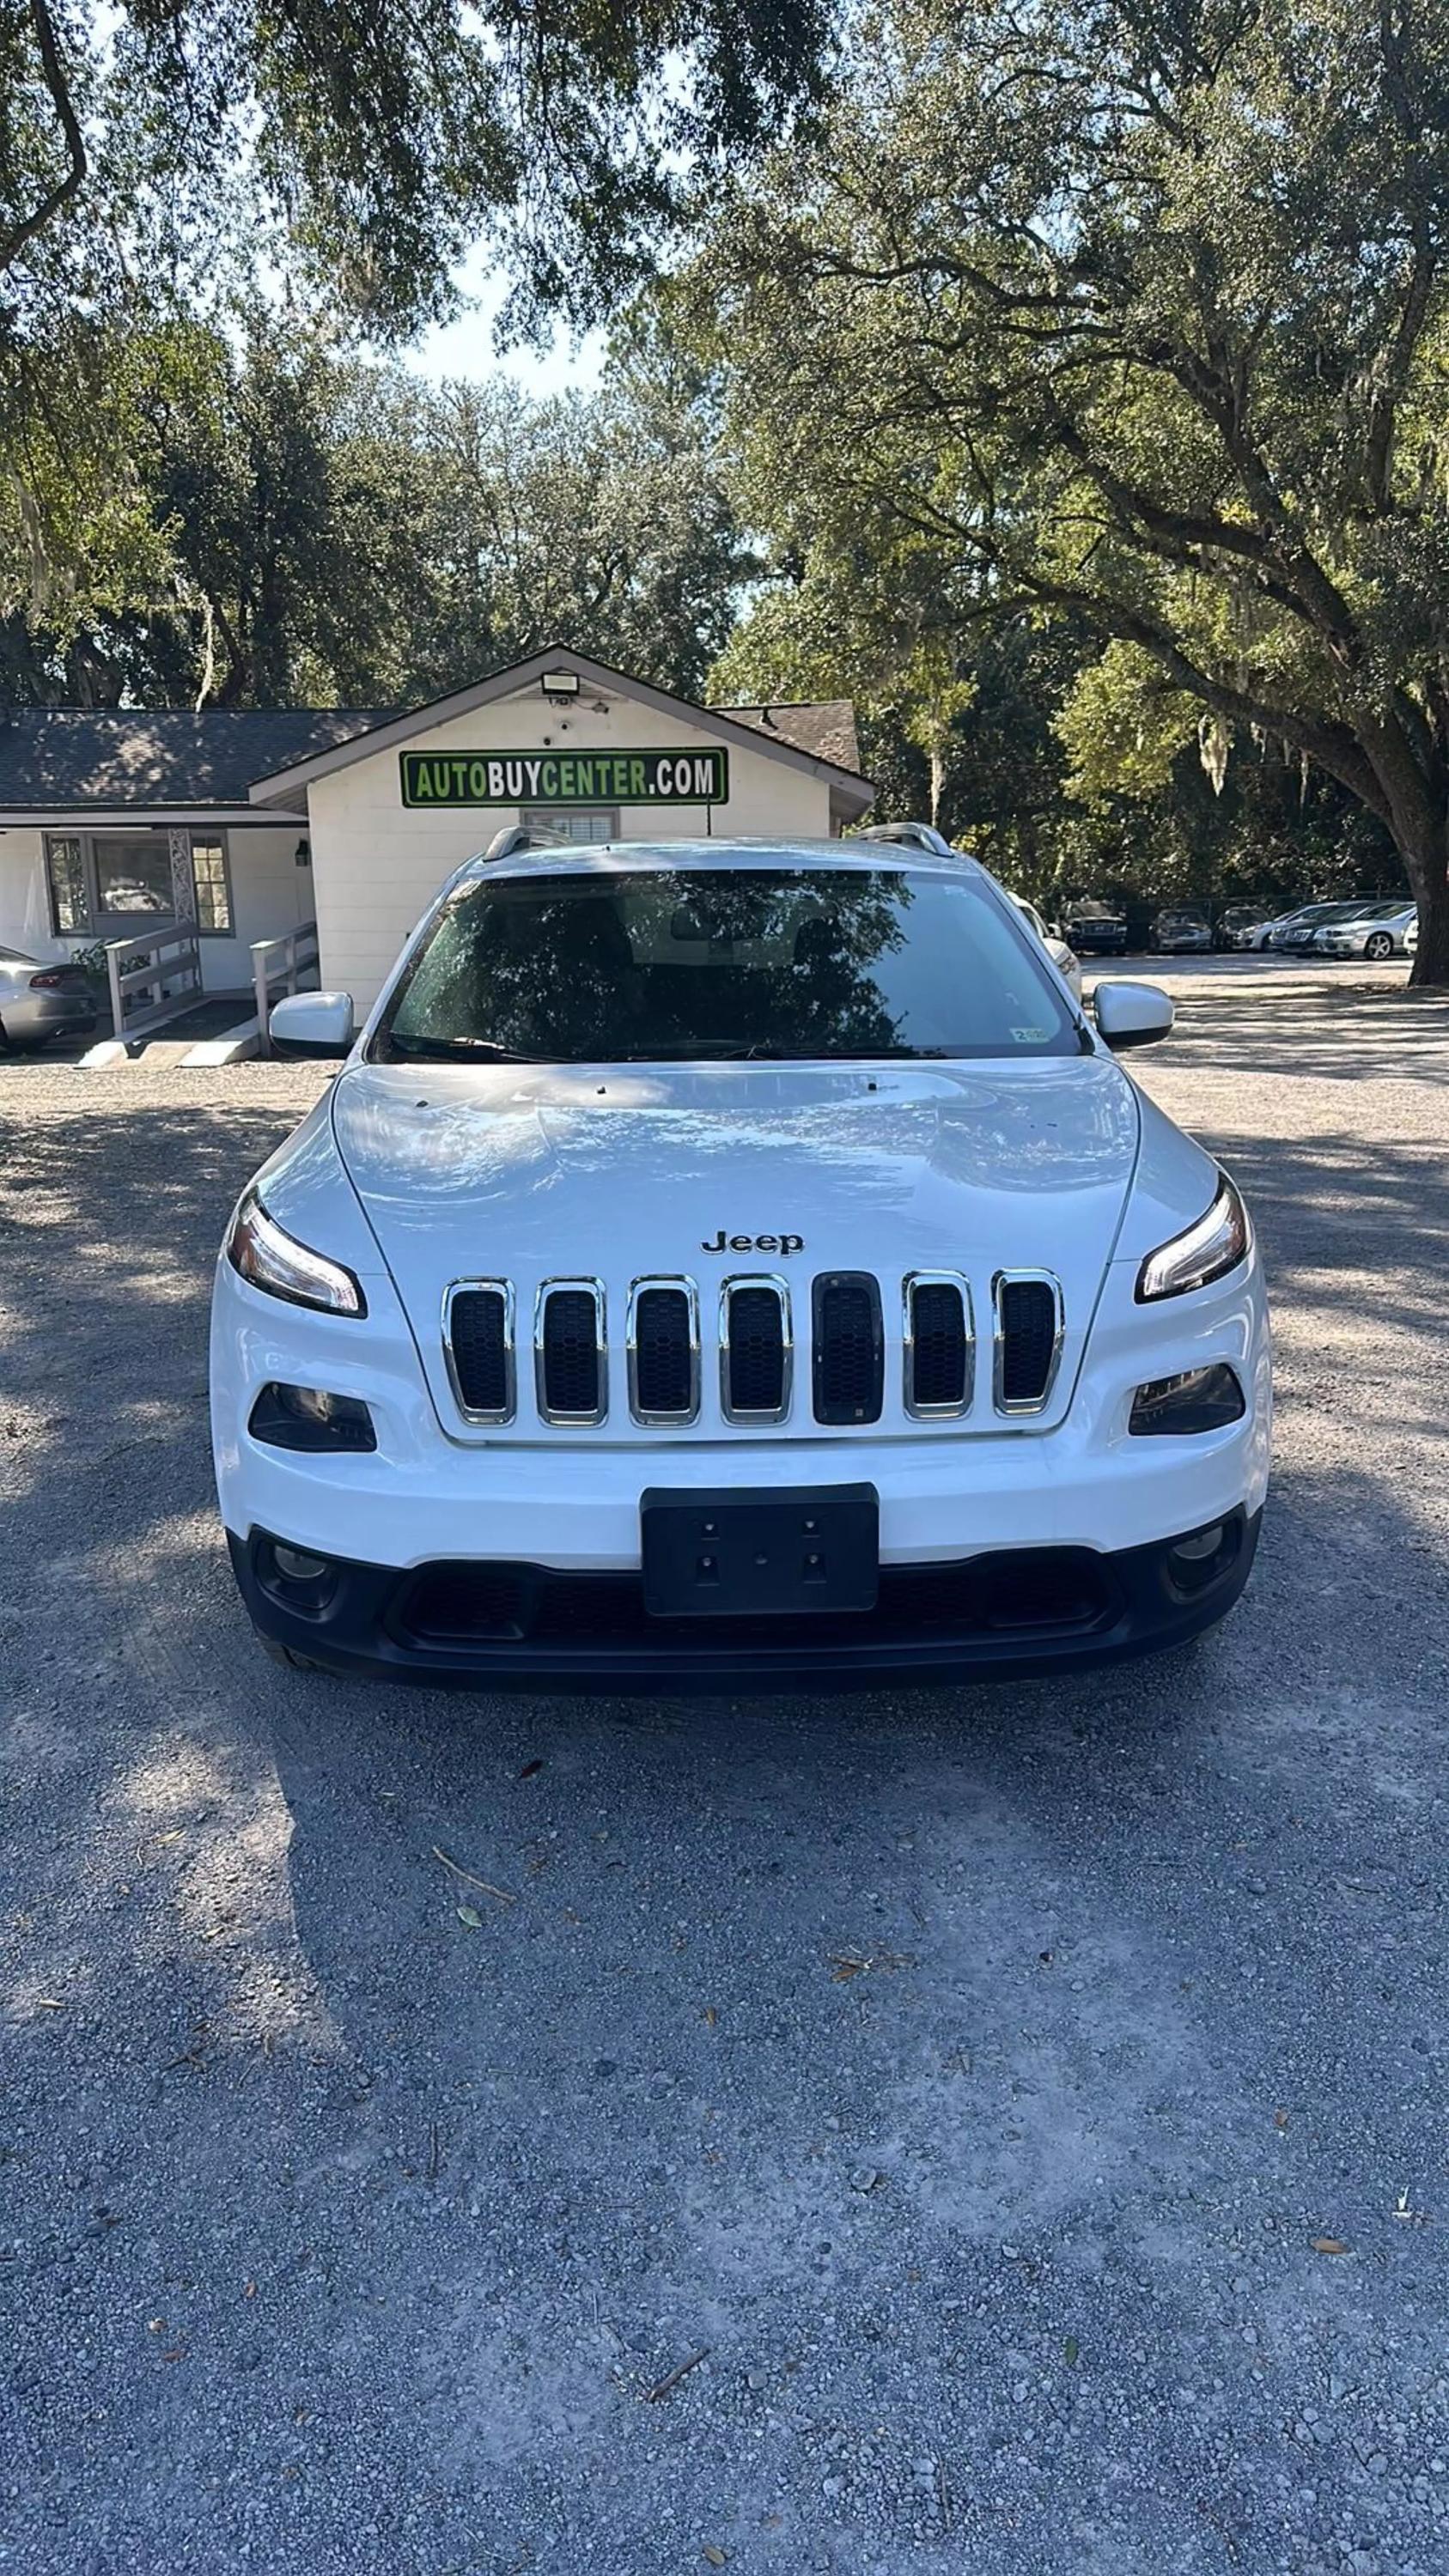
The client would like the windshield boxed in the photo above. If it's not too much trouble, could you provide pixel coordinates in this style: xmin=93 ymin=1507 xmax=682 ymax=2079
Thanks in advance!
xmin=374 ymin=865 xmax=1083 ymax=1065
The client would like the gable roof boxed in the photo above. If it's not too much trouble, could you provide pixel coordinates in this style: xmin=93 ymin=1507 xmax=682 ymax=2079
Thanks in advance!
xmin=245 ymin=647 xmax=874 ymax=816
xmin=721 ymin=701 xmax=861 ymax=775
xmin=0 ymin=706 xmax=390 ymax=817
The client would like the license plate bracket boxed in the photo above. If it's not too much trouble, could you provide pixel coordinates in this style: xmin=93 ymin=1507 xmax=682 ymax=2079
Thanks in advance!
xmin=641 ymin=1484 xmax=880 ymax=1619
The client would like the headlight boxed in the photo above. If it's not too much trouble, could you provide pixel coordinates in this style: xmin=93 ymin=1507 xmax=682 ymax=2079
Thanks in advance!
xmin=1136 ymin=1175 xmax=1249 ymax=1303
xmin=226 ymin=1189 xmax=367 ymax=1317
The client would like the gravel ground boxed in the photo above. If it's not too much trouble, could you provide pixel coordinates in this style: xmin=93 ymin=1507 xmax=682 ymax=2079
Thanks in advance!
xmin=3 ymin=975 xmax=1448 ymax=2576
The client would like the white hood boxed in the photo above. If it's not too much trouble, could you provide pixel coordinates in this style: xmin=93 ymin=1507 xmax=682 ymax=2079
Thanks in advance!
xmin=330 ymin=1054 xmax=1144 ymax=1440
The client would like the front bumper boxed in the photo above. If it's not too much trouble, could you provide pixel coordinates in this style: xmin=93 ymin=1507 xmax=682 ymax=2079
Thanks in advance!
xmin=228 ymin=1506 xmax=1262 ymax=1692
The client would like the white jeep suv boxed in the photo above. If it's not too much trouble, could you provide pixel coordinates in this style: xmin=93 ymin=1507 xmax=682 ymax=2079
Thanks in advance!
xmin=210 ymin=831 xmax=1269 ymax=1691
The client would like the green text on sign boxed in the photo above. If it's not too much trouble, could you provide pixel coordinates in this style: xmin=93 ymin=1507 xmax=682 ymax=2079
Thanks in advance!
xmin=399 ymin=747 xmax=729 ymax=808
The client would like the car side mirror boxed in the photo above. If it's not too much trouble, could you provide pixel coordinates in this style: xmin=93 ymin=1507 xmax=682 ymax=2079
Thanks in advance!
xmin=269 ymin=991 xmax=355 ymax=1056
xmin=1093 ymin=979 xmax=1174 ymax=1050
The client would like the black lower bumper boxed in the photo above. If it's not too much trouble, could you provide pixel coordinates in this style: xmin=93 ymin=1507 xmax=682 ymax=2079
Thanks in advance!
xmin=227 ymin=1507 xmax=1261 ymax=1695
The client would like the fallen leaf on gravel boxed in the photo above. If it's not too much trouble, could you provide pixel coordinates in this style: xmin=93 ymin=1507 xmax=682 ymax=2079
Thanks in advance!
xmin=34 ymin=1998 xmax=65 ymax=2012
xmin=1275 ymin=2110 xmax=1289 ymax=2129
xmin=455 ymin=1905 xmax=483 ymax=1929
xmin=1312 ymin=2237 xmax=1349 ymax=2255
xmin=518 ymin=1759 xmax=544 ymax=1778
xmin=1064 ymin=2335 xmax=1080 ymax=2366
xmin=703 ymin=2006 xmax=718 ymax=2026
xmin=703 ymin=2549 xmax=728 ymax=2567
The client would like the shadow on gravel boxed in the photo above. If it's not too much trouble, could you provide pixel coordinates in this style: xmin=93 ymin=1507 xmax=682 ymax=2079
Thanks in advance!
xmin=1162 ymin=983 xmax=1449 ymax=1086
xmin=5 ymin=1072 xmax=1449 ymax=2570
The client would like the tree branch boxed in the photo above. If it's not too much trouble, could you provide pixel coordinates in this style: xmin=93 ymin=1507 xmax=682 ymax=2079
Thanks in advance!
xmin=0 ymin=0 xmax=88 ymax=277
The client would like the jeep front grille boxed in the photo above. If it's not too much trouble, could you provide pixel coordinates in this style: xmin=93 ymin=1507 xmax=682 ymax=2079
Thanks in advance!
xmin=719 ymin=1277 xmax=791 ymax=1422
xmin=444 ymin=1282 xmax=514 ymax=1422
xmin=812 ymin=1272 xmax=884 ymax=1425
xmin=628 ymin=1279 xmax=700 ymax=1424
xmin=441 ymin=1267 xmax=1065 ymax=1428
xmin=993 ymin=1272 xmax=1064 ymax=1413
xmin=903 ymin=1273 xmax=972 ymax=1419
xmin=536 ymin=1280 xmax=607 ymax=1424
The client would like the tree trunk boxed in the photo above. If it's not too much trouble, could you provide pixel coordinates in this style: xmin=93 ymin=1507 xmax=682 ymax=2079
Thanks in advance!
xmin=1408 ymin=851 xmax=1449 ymax=987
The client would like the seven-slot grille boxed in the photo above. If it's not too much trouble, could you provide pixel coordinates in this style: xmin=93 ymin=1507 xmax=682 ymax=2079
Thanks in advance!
xmin=442 ymin=1268 xmax=1064 ymax=1427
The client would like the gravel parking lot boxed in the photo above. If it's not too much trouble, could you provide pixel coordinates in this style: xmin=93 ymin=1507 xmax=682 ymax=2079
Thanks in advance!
xmin=3 ymin=973 xmax=1448 ymax=2576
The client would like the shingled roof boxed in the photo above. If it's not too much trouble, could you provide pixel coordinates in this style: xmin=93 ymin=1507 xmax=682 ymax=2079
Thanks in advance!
xmin=0 ymin=672 xmax=868 ymax=817
xmin=719 ymin=702 xmax=861 ymax=775
xmin=0 ymin=707 xmax=391 ymax=812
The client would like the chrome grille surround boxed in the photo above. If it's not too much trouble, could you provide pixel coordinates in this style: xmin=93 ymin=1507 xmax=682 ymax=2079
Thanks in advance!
xmin=441 ymin=1279 xmax=516 ymax=1425
xmin=901 ymin=1270 xmax=975 ymax=1420
xmin=718 ymin=1273 xmax=794 ymax=1425
xmin=991 ymin=1267 xmax=1065 ymax=1416
xmin=534 ymin=1277 xmax=608 ymax=1426
xmin=626 ymin=1276 xmax=702 ymax=1425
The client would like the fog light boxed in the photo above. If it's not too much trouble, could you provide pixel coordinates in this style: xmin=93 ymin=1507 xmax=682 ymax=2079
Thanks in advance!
xmin=249 ymin=1382 xmax=376 ymax=1452
xmin=1165 ymin=1516 xmax=1240 ymax=1597
xmin=1129 ymin=1364 xmax=1244 ymax=1436
xmin=272 ymin=1542 xmax=329 ymax=1581
xmin=1172 ymin=1523 xmax=1224 ymax=1563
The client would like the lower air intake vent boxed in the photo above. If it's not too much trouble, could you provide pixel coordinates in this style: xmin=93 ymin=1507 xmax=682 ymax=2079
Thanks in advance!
xmin=538 ymin=1283 xmax=606 ymax=1422
xmin=722 ymin=1282 xmax=788 ymax=1420
xmin=995 ymin=1273 xmax=1062 ymax=1412
xmin=630 ymin=1283 xmax=697 ymax=1421
xmin=813 ymin=1272 xmax=883 ymax=1425
xmin=906 ymin=1275 xmax=971 ymax=1416
xmin=446 ymin=1284 xmax=513 ymax=1419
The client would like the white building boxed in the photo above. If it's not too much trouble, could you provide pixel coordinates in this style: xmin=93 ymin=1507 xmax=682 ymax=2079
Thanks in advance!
xmin=0 ymin=648 xmax=873 ymax=1017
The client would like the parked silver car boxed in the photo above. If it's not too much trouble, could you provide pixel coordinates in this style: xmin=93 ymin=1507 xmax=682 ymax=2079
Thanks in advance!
xmin=0 ymin=948 xmax=98 ymax=1050
xmin=1310 ymin=900 xmax=1416 ymax=960
xmin=1258 ymin=901 xmax=1353 ymax=951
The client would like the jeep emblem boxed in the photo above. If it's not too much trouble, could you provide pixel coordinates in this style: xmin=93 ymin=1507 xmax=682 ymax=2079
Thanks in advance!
xmin=701 ymin=1230 xmax=804 ymax=1257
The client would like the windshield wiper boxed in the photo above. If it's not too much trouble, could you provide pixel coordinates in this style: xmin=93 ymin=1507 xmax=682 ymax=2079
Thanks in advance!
xmin=381 ymin=1034 xmax=540 ymax=1063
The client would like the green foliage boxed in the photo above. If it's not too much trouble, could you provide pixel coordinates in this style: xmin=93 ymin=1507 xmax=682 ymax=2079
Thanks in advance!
xmin=2 ymin=317 xmax=750 ymax=709
xmin=694 ymin=0 xmax=1449 ymax=975
xmin=1056 ymin=647 xmax=1202 ymax=806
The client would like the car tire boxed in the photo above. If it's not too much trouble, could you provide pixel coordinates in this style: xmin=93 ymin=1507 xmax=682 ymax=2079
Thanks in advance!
xmin=1364 ymin=933 xmax=1393 ymax=961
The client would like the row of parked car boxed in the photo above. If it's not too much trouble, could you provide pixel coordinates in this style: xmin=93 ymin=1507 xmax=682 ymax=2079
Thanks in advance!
xmin=1062 ymin=896 xmax=1417 ymax=959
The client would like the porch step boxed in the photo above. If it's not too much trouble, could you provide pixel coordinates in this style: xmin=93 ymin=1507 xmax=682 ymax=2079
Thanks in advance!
xmin=79 ymin=1015 xmax=259 ymax=1070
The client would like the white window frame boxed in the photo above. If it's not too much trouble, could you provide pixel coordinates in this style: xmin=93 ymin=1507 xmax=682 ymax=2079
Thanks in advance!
xmin=521 ymin=806 xmax=620 ymax=845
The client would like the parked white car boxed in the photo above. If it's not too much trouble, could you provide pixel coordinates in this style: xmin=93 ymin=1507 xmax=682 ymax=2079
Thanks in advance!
xmin=210 ymin=829 xmax=1271 ymax=1692
xmin=1007 ymin=892 xmax=1083 ymax=1000
xmin=1309 ymin=900 xmax=1416 ymax=960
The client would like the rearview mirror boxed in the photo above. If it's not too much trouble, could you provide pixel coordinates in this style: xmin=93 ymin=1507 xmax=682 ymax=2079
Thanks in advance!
xmin=1093 ymin=979 xmax=1174 ymax=1051
xmin=269 ymin=991 xmax=355 ymax=1056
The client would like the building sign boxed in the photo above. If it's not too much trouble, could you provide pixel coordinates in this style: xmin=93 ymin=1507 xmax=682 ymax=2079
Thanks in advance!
xmin=399 ymin=746 xmax=728 ymax=809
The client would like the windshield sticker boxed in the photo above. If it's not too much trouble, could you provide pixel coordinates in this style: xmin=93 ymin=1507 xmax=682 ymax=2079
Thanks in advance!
xmin=1012 ymin=1025 xmax=1051 ymax=1042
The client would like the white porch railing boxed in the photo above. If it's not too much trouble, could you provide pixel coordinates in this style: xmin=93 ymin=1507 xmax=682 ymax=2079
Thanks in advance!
xmin=251 ymin=920 xmax=320 ymax=1054
xmin=104 ymin=923 xmax=204 ymax=1042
